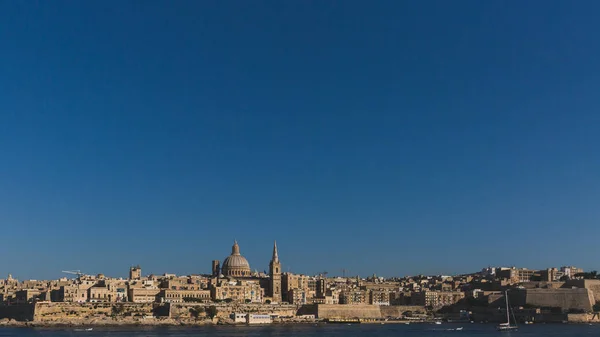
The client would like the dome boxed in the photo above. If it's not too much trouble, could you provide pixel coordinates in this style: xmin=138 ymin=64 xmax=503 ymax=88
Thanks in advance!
xmin=221 ymin=241 xmax=251 ymax=277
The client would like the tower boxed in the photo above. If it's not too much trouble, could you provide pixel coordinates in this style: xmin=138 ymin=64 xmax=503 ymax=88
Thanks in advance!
xmin=129 ymin=265 xmax=141 ymax=280
xmin=269 ymin=241 xmax=282 ymax=303
xmin=212 ymin=260 xmax=220 ymax=277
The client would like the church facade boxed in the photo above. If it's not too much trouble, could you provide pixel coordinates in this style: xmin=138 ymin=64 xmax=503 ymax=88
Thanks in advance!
xmin=209 ymin=240 xmax=283 ymax=304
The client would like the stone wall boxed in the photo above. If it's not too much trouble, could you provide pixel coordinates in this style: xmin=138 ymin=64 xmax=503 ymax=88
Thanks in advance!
xmin=567 ymin=279 xmax=600 ymax=302
xmin=169 ymin=303 xmax=299 ymax=320
xmin=567 ymin=313 xmax=600 ymax=323
xmin=4 ymin=302 xmax=428 ymax=323
xmin=0 ymin=304 xmax=34 ymax=321
xmin=315 ymin=304 xmax=383 ymax=319
xmin=313 ymin=304 xmax=425 ymax=320
xmin=380 ymin=305 xmax=426 ymax=318
xmin=32 ymin=302 xmax=161 ymax=322
xmin=525 ymin=288 xmax=594 ymax=311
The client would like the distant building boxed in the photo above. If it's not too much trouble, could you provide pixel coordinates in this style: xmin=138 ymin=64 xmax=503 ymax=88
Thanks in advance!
xmin=247 ymin=314 xmax=272 ymax=324
xmin=129 ymin=266 xmax=142 ymax=280
xmin=59 ymin=285 xmax=89 ymax=303
xmin=128 ymin=288 xmax=160 ymax=303
xmin=339 ymin=290 xmax=367 ymax=304
xmin=282 ymin=273 xmax=311 ymax=303
xmin=412 ymin=290 xmax=465 ymax=308
xmin=369 ymin=289 xmax=391 ymax=306
xmin=496 ymin=267 xmax=536 ymax=283
xmin=540 ymin=268 xmax=565 ymax=282
xmin=15 ymin=289 xmax=41 ymax=304
xmin=233 ymin=313 xmax=247 ymax=323
xmin=287 ymin=288 xmax=307 ymax=304
xmin=210 ymin=279 xmax=263 ymax=303
xmin=561 ymin=266 xmax=584 ymax=279
xmin=159 ymin=289 xmax=210 ymax=303
xmin=88 ymin=286 xmax=113 ymax=302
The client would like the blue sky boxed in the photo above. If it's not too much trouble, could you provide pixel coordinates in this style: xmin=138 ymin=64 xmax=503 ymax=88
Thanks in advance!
xmin=1 ymin=1 xmax=600 ymax=280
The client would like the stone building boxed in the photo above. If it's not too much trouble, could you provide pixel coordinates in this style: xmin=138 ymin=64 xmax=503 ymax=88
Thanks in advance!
xmin=59 ymin=285 xmax=89 ymax=303
xmin=159 ymin=289 xmax=211 ymax=303
xmin=412 ymin=290 xmax=465 ymax=308
xmin=14 ymin=289 xmax=41 ymax=304
xmin=128 ymin=288 xmax=160 ymax=303
xmin=339 ymin=289 xmax=367 ymax=305
xmin=160 ymin=276 xmax=207 ymax=291
xmin=496 ymin=267 xmax=536 ymax=283
xmin=210 ymin=279 xmax=263 ymax=303
xmin=561 ymin=266 xmax=584 ymax=279
xmin=282 ymin=273 xmax=311 ymax=302
xmin=369 ymin=289 xmax=391 ymax=305
xmin=88 ymin=286 xmax=113 ymax=302
xmin=287 ymin=288 xmax=307 ymax=304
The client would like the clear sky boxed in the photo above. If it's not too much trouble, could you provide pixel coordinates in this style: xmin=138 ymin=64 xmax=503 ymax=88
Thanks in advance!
xmin=1 ymin=1 xmax=600 ymax=280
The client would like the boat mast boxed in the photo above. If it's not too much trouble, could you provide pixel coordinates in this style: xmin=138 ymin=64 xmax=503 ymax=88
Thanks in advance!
xmin=505 ymin=290 xmax=510 ymax=324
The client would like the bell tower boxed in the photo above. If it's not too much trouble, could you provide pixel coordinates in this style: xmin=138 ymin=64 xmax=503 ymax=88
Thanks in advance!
xmin=269 ymin=241 xmax=282 ymax=303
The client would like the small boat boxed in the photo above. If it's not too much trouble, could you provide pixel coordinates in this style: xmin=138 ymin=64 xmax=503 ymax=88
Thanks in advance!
xmin=497 ymin=291 xmax=518 ymax=331
xmin=435 ymin=321 xmax=442 ymax=325
xmin=74 ymin=328 xmax=93 ymax=332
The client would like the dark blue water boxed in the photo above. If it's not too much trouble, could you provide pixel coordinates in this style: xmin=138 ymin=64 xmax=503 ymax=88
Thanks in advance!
xmin=0 ymin=323 xmax=597 ymax=336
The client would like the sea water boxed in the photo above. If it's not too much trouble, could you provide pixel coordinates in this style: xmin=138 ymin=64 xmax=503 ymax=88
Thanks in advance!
xmin=0 ymin=323 xmax=597 ymax=336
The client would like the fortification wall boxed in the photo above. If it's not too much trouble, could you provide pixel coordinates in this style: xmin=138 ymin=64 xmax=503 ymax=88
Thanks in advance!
xmin=33 ymin=302 xmax=160 ymax=322
xmin=169 ymin=303 xmax=299 ymax=320
xmin=315 ymin=304 xmax=382 ymax=319
xmin=380 ymin=305 xmax=426 ymax=318
xmin=568 ymin=313 xmax=593 ymax=323
xmin=0 ymin=304 xmax=34 ymax=321
xmin=567 ymin=280 xmax=600 ymax=303
xmin=525 ymin=288 xmax=594 ymax=311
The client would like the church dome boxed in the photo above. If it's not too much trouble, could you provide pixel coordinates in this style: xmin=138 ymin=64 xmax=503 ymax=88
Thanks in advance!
xmin=221 ymin=241 xmax=251 ymax=277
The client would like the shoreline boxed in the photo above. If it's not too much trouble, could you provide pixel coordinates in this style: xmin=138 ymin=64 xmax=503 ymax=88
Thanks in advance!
xmin=1 ymin=319 xmax=599 ymax=328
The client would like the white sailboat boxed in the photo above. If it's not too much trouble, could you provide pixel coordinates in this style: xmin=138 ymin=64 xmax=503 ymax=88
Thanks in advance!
xmin=497 ymin=290 xmax=518 ymax=331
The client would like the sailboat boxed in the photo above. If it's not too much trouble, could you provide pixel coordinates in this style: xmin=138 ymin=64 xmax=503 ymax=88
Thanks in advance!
xmin=497 ymin=290 xmax=518 ymax=331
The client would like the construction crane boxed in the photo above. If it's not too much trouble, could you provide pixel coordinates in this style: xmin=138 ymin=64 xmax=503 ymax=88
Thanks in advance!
xmin=319 ymin=271 xmax=328 ymax=278
xmin=62 ymin=270 xmax=84 ymax=278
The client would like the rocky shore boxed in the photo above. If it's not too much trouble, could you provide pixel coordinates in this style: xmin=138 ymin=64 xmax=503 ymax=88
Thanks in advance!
xmin=0 ymin=317 xmax=220 ymax=327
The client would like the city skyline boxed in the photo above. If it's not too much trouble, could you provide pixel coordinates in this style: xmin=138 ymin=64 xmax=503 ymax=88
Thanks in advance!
xmin=2 ymin=1 xmax=600 ymax=280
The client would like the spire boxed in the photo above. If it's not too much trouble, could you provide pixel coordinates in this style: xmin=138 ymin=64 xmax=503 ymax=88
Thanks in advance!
xmin=232 ymin=240 xmax=240 ymax=255
xmin=272 ymin=240 xmax=279 ymax=263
